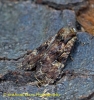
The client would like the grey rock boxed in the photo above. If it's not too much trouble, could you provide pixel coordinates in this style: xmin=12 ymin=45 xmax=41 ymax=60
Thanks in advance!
xmin=35 ymin=0 xmax=88 ymax=13
xmin=42 ymin=0 xmax=84 ymax=5
xmin=0 ymin=1 xmax=94 ymax=100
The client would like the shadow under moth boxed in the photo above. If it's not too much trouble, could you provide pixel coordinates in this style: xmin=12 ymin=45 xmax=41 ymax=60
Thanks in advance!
xmin=0 ymin=27 xmax=77 ymax=86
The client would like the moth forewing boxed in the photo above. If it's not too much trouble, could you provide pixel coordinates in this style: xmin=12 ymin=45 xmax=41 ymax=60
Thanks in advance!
xmin=35 ymin=27 xmax=77 ymax=84
xmin=20 ymin=33 xmax=58 ymax=71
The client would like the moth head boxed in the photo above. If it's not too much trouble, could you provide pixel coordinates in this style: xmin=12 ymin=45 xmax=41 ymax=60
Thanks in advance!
xmin=56 ymin=27 xmax=77 ymax=43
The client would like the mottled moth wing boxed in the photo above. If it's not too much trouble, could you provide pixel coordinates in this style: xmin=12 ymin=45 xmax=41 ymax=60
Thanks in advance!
xmin=35 ymin=27 xmax=77 ymax=84
xmin=20 ymin=34 xmax=57 ymax=71
xmin=20 ymin=27 xmax=77 ymax=85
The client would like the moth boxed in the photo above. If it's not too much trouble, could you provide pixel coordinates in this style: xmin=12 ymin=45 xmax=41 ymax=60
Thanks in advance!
xmin=0 ymin=27 xmax=77 ymax=86
xmin=20 ymin=27 xmax=77 ymax=85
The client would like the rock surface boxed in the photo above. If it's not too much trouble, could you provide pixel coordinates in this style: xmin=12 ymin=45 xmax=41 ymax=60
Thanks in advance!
xmin=35 ymin=0 xmax=88 ymax=13
xmin=0 ymin=0 xmax=94 ymax=100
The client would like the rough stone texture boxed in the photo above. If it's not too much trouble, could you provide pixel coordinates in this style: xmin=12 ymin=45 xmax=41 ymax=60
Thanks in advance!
xmin=36 ymin=0 xmax=88 ymax=13
xmin=41 ymin=0 xmax=84 ymax=4
xmin=0 ymin=0 xmax=94 ymax=100
xmin=0 ymin=61 xmax=18 ymax=74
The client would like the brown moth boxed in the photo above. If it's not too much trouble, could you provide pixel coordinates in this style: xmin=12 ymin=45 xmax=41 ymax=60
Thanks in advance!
xmin=20 ymin=27 xmax=77 ymax=85
xmin=0 ymin=27 xmax=77 ymax=86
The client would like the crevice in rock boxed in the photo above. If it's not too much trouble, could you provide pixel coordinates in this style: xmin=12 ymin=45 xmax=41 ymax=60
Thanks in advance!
xmin=79 ymin=91 xmax=94 ymax=100
xmin=35 ymin=0 xmax=88 ymax=13
xmin=60 ymin=70 xmax=94 ymax=79
xmin=0 ymin=69 xmax=94 ymax=87
xmin=0 ymin=50 xmax=32 ymax=61
xmin=0 ymin=57 xmax=22 ymax=61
